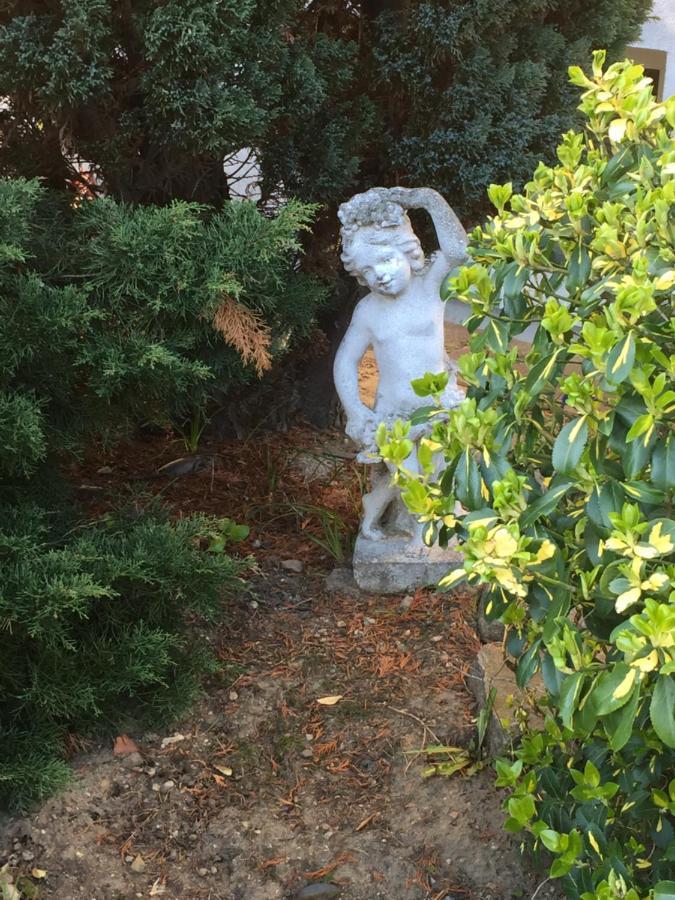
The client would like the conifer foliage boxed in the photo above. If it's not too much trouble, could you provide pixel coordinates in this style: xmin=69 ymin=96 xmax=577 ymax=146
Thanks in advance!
xmin=0 ymin=1 xmax=652 ymax=219
xmin=0 ymin=178 xmax=322 ymax=808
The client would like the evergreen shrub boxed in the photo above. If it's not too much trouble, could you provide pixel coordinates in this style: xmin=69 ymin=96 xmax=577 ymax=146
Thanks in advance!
xmin=0 ymin=179 xmax=322 ymax=807
xmin=379 ymin=56 xmax=674 ymax=899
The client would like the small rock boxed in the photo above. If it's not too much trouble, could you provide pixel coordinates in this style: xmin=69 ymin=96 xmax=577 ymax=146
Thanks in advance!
xmin=431 ymin=635 xmax=443 ymax=643
xmin=249 ymin=600 xmax=259 ymax=609
xmin=121 ymin=752 xmax=144 ymax=769
xmin=252 ymin=539 xmax=262 ymax=548
xmin=198 ymin=868 xmax=208 ymax=877
xmin=305 ymin=733 xmax=314 ymax=742
xmin=336 ymin=620 xmax=347 ymax=629
xmin=399 ymin=594 xmax=413 ymax=610
xmin=468 ymin=642 xmax=545 ymax=756
xmin=21 ymin=850 xmax=34 ymax=862
xmin=160 ymin=733 xmax=185 ymax=749
xmin=281 ymin=559 xmax=304 ymax=573
xmin=301 ymin=748 xmax=314 ymax=759
xmin=130 ymin=854 xmax=145 ymax=873
xmin=364 ymin=617 xmax=376 ymax=626
xmin=125 ymin=854 xmax=134 ymax=863
xmin=476 ymin=589 xmax=506 ymax=643
xmin=160 ymin=780 xmax=175 ymax=793
xmin=229 ymin=690 xmax=239 ymax=701
xmin=96 ymin=465 xmax=113 ymax=475
xmin=297 ymin=884 xmax=340 ymax=898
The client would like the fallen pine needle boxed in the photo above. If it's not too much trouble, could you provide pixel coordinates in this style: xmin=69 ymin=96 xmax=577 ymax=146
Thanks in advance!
xmin=355 ymin=811 xmax=379 ymax=832
xmin=259 ymin=856 xmax=287 ymax=871
xmin=303 ymin=852 xmax=354 ymax=880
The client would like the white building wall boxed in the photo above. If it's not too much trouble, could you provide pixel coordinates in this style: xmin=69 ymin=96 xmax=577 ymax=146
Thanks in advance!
xmin=631 ymin=0 xmax=675 ymax=99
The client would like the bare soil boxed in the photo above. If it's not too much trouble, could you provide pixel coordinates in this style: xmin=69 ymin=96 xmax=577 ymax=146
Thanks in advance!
xmin=0 ymin=575 xmax=551 ymax=900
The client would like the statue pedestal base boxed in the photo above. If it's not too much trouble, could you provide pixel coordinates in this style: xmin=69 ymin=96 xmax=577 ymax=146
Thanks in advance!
xmin=352 ymin=532 xmax=462 ymax=594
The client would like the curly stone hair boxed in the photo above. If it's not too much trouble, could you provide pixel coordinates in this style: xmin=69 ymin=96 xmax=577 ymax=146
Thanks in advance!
xmin=338 ymin=188 xmax=426 ymax=284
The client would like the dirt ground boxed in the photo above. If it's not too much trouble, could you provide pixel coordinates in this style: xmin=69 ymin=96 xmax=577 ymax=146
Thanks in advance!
xmin=0 ymin=575 xmax=553 ymax=900
xmin=0 ymin=332 xmax=557 ymax=900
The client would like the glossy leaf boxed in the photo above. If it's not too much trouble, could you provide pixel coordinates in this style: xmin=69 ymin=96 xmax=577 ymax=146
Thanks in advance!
xmin=552 ymin=417 xmax=589 ymax=474
xmin=651 ymin=676 xmax=675 ymax=749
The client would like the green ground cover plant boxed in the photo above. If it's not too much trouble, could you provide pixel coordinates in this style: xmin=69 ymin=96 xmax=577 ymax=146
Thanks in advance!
xmin=0 ymin=178 xmax=322 ymax=809
xmin=379 ymin=55 xmax=674 ymax=899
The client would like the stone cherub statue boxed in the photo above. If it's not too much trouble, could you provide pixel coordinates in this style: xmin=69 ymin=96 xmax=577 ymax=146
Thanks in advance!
xmin=334 ymin=187 xmax=467 ymax=543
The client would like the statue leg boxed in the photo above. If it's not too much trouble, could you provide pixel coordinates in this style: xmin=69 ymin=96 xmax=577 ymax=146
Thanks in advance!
xmin=361 ymin=464 xmax=398 ymax=541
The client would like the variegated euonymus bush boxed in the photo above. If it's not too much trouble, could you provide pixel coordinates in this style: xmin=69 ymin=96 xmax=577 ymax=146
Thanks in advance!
xmin=378 ymin=54 xmax=674 ymax=899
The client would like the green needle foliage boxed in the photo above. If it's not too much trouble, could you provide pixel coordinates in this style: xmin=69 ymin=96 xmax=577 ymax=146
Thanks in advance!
xmin=0 ymin=178 xmax=324 ymax=809
xmin=379 ymin=56 xmax=674 ymax=898
xmin=0 ymin=0 xmax=372 ymax=206
xmin=0 ymin=1 xmax=651 ymax=220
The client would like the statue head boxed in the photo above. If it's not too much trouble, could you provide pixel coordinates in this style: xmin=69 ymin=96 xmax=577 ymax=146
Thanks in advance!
xmin=339 ymin=189 xmax=425 ymax=297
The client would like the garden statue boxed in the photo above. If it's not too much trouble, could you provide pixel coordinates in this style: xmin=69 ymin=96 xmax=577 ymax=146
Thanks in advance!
xmin=334 ymin=186 xmax=466 ymax=591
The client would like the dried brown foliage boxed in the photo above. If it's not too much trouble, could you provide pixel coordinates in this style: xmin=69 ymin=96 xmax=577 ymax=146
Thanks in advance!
xmin=212 ymin=295 xmax=272 ymax=376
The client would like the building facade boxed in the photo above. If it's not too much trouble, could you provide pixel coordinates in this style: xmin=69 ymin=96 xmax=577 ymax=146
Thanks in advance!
xmin=628 ymin=0 xmax=675 ymax=100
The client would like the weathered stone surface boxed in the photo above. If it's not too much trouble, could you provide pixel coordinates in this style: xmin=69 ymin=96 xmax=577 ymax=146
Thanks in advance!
xmin=468 ymin=643 xmax=545 ymax=757
xmin=324 ymin=566 xmax=361 ymax=595
xmin=476 ymin=590 xmax=506 ymax=644
xmin=297 ymin=884 xmax=340 ymax=898
xmin=352 ymin=532 xmax=461 ymax=594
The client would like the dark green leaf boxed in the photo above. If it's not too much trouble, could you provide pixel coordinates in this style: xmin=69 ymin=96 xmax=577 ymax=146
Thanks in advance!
xmin=622 ymin=480 xmax=666 ymax=506
xmin=455 ymin=449 xmax=482 ymax=509
xmin=565 ymin=244 xmax=591 ymax=293
xmin=559 ymin=671 xmax=584 ymax=729
xmin=523 ymin=349 xmax=565 ymax=400
xmin=589 ymin=663 xmax=636 ymax=716
xmin=651 ymin=676 xmax=675 ymax=749
xmin=586 ymin=481 xmax=624 ymax=529
xmin=552 ymin=417 xmax=588 ymax=474
xmin=516 ymin=642 xmax=541 ymax=688
xmin=652 ymin=436 xmax=675 ymax=492
xmin=409 ymin=405 xmax=439 ymax=426
xmin=605 ymin=333 xmax=635 ymax=385
xmin=485 ymin=318 xmax=511 ymax=353
xmin=520 ymin=479 xmax=573 ymax=528
xmin=604 ymin=684 xmax=640 ymax=751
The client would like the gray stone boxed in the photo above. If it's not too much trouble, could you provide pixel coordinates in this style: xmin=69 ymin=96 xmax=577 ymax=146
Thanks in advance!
xmin=325 ymin=567 xmax=360 ymax=595
xmin=352 ymin=532 xmax=461 ymax=594
xmin=468 ymin=643 xmax=545 ymax=757
xmin=120 ymin=751 xmax=144 ymax=769
xmin=297 ymin=884 xmax=341 ymax=898
xmin=281 ymin=559 xmax=304 ymax=574
xmin=476 ymin=590 xmax=506 ymax=644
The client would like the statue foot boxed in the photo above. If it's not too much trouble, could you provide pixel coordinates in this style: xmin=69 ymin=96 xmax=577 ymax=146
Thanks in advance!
xmin=361 ymin=523 xmax=386 ymax=541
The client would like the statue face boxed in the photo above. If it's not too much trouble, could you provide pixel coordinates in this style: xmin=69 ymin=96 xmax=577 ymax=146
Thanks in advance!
xmin=350 ymin=240 xmax=412 ymax=297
